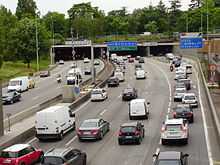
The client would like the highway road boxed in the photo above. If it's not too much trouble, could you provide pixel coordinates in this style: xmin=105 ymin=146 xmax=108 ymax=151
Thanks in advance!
xmin=22 ymin=57 xmax=220 ymax=165
xmin=2 ymin=60 xmax=104 ymax=118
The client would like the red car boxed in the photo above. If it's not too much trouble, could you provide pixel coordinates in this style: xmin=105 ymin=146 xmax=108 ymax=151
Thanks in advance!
xmin=128 ymin=58 xmax=134 ymax=63
xmin=0 ymin=144 xmax=43 ymax=165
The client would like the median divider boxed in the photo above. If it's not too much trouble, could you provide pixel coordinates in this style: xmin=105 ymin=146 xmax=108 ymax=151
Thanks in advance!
xmin=0 ymin=60 xmax=114 ymax=150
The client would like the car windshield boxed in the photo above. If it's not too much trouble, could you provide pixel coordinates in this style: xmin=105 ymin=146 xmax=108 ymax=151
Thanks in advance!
xmin=3 ymin=92 xmax=13 ymax=97
xmin=124 ymin=88 xmax=133 ymax=93
xmin=9 ymin=80 xmax=20 ymax=86
xmin=43 ymin=156 xmax=64 ymax=165
xmin=0 ymin=151 xmax=18 ymax=158
xmin=176 ymin=89 xmax=185 ymax=93
xmin=158 ymin=160 xmax=180 ymax=165
xmin=81 ymin=121 xmax=98 ymax=128
xmin=91 ymin=90 xmax=102 ymax=94
xmin=121 ymin=126 xmax=136 ymax=133
xmin=175 ymin=107 xmax=190 ymax=113
xmin=166 ymin=125 xmax=181 ymax=131
xmin=184 ymin=95 xmax=195 ymax=100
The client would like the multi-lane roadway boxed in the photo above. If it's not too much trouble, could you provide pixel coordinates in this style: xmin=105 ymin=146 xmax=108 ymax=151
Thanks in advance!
xmin=2 ymin=60 xmax=104 ymax=118
xmin=18 ymin=57 xmax=220 ymax=165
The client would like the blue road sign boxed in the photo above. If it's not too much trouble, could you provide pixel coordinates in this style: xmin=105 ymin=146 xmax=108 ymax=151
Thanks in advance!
xmin=180 ymin=37 xmax=203 ymax=49
xmin=107 ymin=41 xmax=137 ymax=51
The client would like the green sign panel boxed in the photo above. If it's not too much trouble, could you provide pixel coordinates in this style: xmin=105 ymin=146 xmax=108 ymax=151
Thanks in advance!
xmin=107 ymin=41 xmax=137 ymax=52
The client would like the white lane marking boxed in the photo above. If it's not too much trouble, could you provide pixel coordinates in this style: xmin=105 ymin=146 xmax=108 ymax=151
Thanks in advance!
xmin=117 ymin=95 xmax=121 ymax=98
xmin=32 ymin=96 xmax=39 ymax=100
xmin=65 ymin=136 xmax=77 ymax=146
xmin=194 ymin=67 xmax=213 ymax=165
xmin=27 ymin=137 xmax=37 ymax=144
xmin=74 ymin=99 xmax=91 ymax=113
xmin=100 ymin=109 xmax=107 ymax=116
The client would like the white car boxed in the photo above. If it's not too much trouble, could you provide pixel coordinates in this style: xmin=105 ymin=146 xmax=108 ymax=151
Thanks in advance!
xmin=94 ymin=60 xmax=100 ymax=65
xmin=129 ymin=99 xmax=150 ymax=120
xmin=114 ymin=71 xmax=125 ymax=82
xmin=91 ymin=88 xmax=108 ymax=101
xmin=59 ymin=60 xmax=64 ymax=65
xmin=182 ymin=93 xmax=198 ymax=108
xmin=165 ymin=53 xmax=175 ymax=60
xmin=174 ymin=87 xmax=186 ymax=102
xmin=175 ymin=71 xmax=186 ymax=80
xmin=135 ymin=69 xmax=146 ymax=79
xmin=161 ymin=118 xmax=189 ymax=145
xmin=84 ymin=58 xmax=90 ymax=63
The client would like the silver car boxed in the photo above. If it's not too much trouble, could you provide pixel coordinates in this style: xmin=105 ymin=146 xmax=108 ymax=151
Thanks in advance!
xmin=161 ymin=119 xmax=189 ymax=145
xmin=77 ymin=119 xmax=110 ymax=141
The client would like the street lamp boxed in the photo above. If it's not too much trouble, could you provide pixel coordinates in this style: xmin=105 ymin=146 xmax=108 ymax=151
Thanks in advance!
xmin=50 ymin=16 xmax=55 ymax=65
xmin=71 ymin=27 xmax=77 ymax=67
xmin=35 ymin=11 xmax=40 ymax=71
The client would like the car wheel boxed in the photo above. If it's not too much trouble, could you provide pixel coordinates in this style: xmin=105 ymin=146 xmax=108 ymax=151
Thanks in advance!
xmin=129 ymin=116 xmax=133 ymax=120
xmin=83 ymin=157 xmax=87 ymax=165
xmin=161 ymin=139 xmax=166 ymax=145
xmin=37 ymin=152 xmax=44 ymax=163
xmin=118 ymin=140 xmax=123 ymax=145
xmin=184 ymin=139 xmax=188 ymax=145
xmin=136 ymin=138 xmax=141 ymax=145
xmin=58 ymin=132 xmax=63 ymax=140
xmin=99 ymin=131 xmax=104 ymax=140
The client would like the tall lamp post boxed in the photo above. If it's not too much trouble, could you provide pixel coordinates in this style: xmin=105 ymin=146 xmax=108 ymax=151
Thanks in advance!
xmin=206 ymin=0 xmax=211 ymax=65
xmin=0 ymin=81 xmax=3 ymax=136
xmin=50 ymin=16 xmax=55 ymax=65
xmin=35 ymin=12 xmax=40 ymax=71
xmin=71 ymin=27 xmax=76 ymax=67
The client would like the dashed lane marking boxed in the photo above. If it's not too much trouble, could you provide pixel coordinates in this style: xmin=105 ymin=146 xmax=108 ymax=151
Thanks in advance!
xmin=100 ymin=109 xmax=107 ymax=116
xmin=65 ymin=136 xmax=77 ymax=146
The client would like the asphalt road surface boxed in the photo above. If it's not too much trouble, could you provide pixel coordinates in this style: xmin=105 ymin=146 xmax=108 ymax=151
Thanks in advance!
xmin=22 ymin=58 xmax=220 ymax=165
xmin=2 ymin=60 xmax=104 ymax=118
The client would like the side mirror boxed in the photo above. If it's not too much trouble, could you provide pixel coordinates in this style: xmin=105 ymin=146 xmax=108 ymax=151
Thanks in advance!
xmin=69 ymin=111 xmax=75 ymax=118
xmin=147 ymin=102 xmax=150 ymax=105
xmin=183 ymin=153 xmax=189 ymax=157
xmin=153 ymin=154 xmax=158 ymax=157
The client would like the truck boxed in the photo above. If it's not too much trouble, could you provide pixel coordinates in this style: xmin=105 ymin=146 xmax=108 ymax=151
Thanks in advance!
xmin=35 ymin=103 xmax=76 ymax=140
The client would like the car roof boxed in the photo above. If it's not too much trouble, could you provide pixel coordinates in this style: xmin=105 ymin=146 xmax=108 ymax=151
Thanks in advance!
xmin=121 ymin=122 xmax=138 ymax=127
xmin=45 ymin=148 xmax=72 ymax=157
xmin=83 ymin=119 xmax=100 ymax=123
xmin=165 ymin=119 xmax=183 ymax=125
xmin=176 ymin=104 xmax=190 ymax=108
xmin=184 ymin=93 xmax=195 ymax=96
xmin=3 ymin=144 xmax=30 ymax=152
xmin=130 ymin=99 xmax=145 ymax=104
xmin=123 ymin=87 xmax=134 ymax=92
xmin=10 ymin=76 xmax=28 ymax=81
xmin=158 ymin=151 xmax=181 ymax=160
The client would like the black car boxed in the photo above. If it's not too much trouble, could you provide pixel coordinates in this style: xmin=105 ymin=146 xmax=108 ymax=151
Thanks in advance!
xmin=107 ymin=77 xmax=120 ymax=87
xmin=41 ymin=148 xmax=86 ymax=165
xmin=173 ymin=104 xmax=194 ymax=123
xmin=40 ymin=70 xmax=50 ymax=77
xmin=84 ymin=67 xmax=91 ymax=75
xmin=153 ymin=151 xmax=189 ymax=165
xmin=138 ymin=57 xmax=145 ymax=63
xmin=122 ymin=87 xmax=138 ymax=101
xmin=2 ymin=91 xmax=21 ymax=104
xmin=118 ymin=122 xmax=145 ymax=145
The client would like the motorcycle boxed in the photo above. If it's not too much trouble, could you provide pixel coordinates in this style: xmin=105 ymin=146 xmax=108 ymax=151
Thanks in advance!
xmin=56 ymin=75 xmax=62 ymax=83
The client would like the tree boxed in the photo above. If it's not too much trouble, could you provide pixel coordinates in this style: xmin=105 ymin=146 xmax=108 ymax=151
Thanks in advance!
xmin=169 ymin=0 xmax=182 ymax=32
xmin=42 ymin=12 xmax=68 ymax=43
xmin=16 ymin=0 xmax=37 ymax=19
xmin=144 ymin=21 xmax=158 ymax=33
xmin=11 ymin=18 xmax=50 ymax=68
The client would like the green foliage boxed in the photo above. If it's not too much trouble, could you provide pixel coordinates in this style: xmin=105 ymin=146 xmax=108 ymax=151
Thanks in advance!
xmin=16 ymin=0 xmax=37 ymax=19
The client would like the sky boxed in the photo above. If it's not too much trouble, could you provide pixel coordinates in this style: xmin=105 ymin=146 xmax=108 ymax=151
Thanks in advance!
xmin=0 ymin=0 xmax=191 ymax=16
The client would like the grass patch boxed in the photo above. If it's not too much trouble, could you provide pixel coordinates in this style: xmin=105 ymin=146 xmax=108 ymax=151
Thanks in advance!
xmin=0 ymin=57 xmax=50 ymax=82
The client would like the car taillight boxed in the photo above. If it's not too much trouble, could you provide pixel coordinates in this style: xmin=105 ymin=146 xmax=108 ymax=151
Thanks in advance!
xmin=135 ymin=131 xmax=140 ymax=136
xmin=118 ymin=131 xmax=123 ymax=136
xmin=173 ymin=112 xmax=177 ymax=118
xmin=91 ymin=129 xmax=99 ymax=135
xmin=77 ymin=129 xmax=82 ymax=135
xmin=187 ymin=112 xmax=193 ymax=116
xmin=181 ymin=125 xmax=187 ymax=132
xmin=161 ymin=126 xmax=166 ymax=132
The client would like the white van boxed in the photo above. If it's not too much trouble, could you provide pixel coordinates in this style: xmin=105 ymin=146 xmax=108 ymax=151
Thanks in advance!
xmin=8 ymin=76 xmax=30 ymax=92
xmin=91 ymin=88 xmax=108 ymax=101
xmin=67 ymin=68 xmax=82 ymax=85
xmin=129 ymin=99 xmax=150 ymax=120
xmin=35 ymin=103 xmax=76 ymax=140
xmin=136 ymin=69 xmax=146 ymax=79
xmin=114 ymin=71 xmax=125 ymax=82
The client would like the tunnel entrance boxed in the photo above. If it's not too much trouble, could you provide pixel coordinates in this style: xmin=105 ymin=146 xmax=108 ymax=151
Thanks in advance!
xmin=53 ymin=44 xmax=174 ymax=62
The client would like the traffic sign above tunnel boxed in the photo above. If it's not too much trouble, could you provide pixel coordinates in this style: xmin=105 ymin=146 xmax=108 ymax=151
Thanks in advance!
xmin=107 ymin=41 xmax=137 ymax=51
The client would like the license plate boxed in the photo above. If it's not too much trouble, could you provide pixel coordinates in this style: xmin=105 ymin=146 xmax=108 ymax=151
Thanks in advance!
xmin=83 ymin=131 xmax=91 ymax=135
xmin=125 ymin=136 xmax=132 ymax=139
